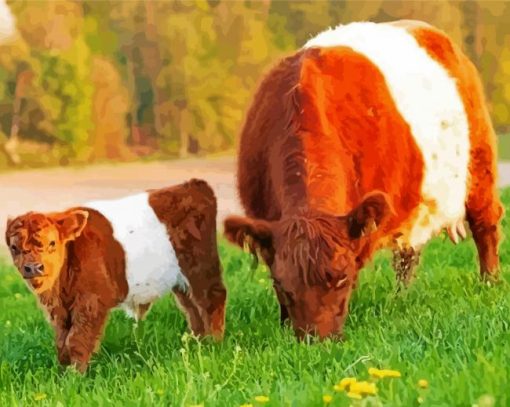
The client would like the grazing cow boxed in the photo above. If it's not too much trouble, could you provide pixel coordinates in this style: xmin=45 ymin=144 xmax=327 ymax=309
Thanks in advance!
xmin=5 ymin=179 xmax=226 ymax=372
xmin=224 ymin=20 xmax=503 ymax=339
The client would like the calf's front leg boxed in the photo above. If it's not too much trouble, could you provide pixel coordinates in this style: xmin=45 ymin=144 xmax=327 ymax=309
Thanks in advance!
xmin=50 ymin=307 xmax=71 ymax=366
xmin=65 ymin=301 xmax=109 ymax=373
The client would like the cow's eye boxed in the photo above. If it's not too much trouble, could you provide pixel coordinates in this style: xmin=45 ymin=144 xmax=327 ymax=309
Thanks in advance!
xmin=10 ymin=244 xmax=19 ymax=254
xmin=49 ymin=241 xmax=56 ymax=248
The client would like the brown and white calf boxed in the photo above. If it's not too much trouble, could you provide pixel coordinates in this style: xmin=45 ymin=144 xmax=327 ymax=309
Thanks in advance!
xmin=224 ymin=20 xmax=503 ymax=339
xmin=5 ymin=179 xmax=226 ymax=372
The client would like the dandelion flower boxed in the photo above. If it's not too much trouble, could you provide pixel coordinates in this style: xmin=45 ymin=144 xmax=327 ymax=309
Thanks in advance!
xmin=34 ymin=393 xmax=47 ymax=401
xmin=418 ymin=379 xmax=429 ymax=389
xmin=254 ymin=395 xmax=269 ymax=403
xmin=240 ymin=404 xmax=253 ymax=407
xmin=369 ymin=367 xmax=401 ymax=378
xmin=350 ymin=381 xmax=377 ymax=395
xmin=347 ymin=392 xmax=362 ymax=400
xmin=381 ymin=369 xmax=401 ymax=378
xmin=323 ymin=394 xmax=333 ymax=404
xmin=368 ymin=367 xmax=380 ymax=377
xmin=333 ymin=384 xmax=343 ymax=392
xmin=337 ymin=377 xmax=357 ymax=391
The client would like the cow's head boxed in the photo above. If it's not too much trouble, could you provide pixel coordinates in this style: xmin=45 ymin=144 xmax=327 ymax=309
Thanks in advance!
xmin=224 ymin=191 xmax=392 ymax=339
xmin=5 ymin=210 xmax=88 ymax=293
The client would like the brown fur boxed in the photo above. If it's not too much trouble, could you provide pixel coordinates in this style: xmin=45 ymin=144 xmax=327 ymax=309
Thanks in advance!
xmin=408 ymin=24 xmax=504 ymax=280
xmin=224 ymin=21 xmax=502 ymax=339
xmin=149 ymin=179 xmax=226 ymax=340
xmin=5 ymin=179 xmax=225 ymax=372
xmin=5 ymin=209 xmax=128 ymax=372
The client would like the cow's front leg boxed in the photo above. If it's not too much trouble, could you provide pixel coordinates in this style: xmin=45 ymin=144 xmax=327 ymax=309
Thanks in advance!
xmin=272 ymin=284 xmax=290 ymax=326
xmin=392 ymin=246 xmax=420 ymax=288
xmin=65 ymin=303 xmax=109 ymax=373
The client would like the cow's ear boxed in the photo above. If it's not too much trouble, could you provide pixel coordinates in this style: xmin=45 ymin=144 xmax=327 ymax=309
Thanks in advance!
xmin=224 ymin=215 xmax=274 ymax=265
xmin=342 ymin=191 xmax=393 ymax=240
xmin=54 ymin=210 xmax=89 ymax=242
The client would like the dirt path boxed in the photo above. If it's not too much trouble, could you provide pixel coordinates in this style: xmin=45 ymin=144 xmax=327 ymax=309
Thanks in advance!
xmin=0 ymin=157 xmax=241 ymax=254
xmin=1 ymin=158 xmax=510 ymax=255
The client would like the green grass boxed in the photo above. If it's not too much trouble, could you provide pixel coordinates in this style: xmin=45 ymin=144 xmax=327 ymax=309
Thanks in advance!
xmin=2 ymin=193 xmax=510 ymax=407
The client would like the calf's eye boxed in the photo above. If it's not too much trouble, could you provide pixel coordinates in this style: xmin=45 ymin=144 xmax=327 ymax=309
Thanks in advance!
xmin=49 ymin=241 xmax=56 ymax=248
xmin=10 ymin=244 xmax=19 ymax=254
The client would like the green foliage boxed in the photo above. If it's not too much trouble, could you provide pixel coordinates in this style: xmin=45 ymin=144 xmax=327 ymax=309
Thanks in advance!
xmin=34 ymin=36 xmax=93 ymax=158
xmin=1 ymin=0 xmax=510 ymax=167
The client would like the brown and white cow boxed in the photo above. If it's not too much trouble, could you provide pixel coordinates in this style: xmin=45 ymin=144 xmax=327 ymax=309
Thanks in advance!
xmin=224 ymin=20 xmax=503 ymax=339
xmin=5 ymin=179 xmax=226 ymax=372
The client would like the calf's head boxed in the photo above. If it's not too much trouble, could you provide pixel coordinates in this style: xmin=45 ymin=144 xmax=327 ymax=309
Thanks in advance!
xmin=5 ymin=210 xmax=88 ymax=293
xmin=224 ymin=192 xmax=392 ymax=339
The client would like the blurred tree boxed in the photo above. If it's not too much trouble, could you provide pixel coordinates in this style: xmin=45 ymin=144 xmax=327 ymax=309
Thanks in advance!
xmin=1 ymin=0 xmax=510 ymax=168
xmin=461 ymin=0 xmax=483 ymax=67
xmin=0 ymin=0 xmax=29 ymax=165
xmin=90 ymin=56 xmax=132 ymax=161
xmin=476 ymin=2 xmax=510 ymax=132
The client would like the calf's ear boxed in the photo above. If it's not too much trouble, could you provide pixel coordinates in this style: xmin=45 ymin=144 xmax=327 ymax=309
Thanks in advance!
xmin=5 ymin=217 xmax=13 ymax=245
xmin=343 ymin=191 xmax=394 ymax=239
xmin=223 ymin=215 xmax=274 ymax=264
xmin=54 ymin=210 xmax=89 ymax=241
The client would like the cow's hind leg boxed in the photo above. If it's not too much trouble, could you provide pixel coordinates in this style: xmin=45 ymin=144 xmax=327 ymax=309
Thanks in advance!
xmin=190 ymin=276 xmax=227 ymax=340
xmin=466 ymin=175 xmax=503 ymax=281
xmin=393 ymin=246 xmax=420 ymax=288
xmin=464 ymin=117 xmax=504 ymax=281
xmin=461 ymin=56 xmax=503 ymax=281
xmin=173 ymin=288 xmax=206 ymax=336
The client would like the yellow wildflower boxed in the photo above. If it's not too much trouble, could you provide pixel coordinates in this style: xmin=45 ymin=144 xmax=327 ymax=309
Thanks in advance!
xmin=368 ymin=367 xmax=401 ymax=378
xmin=347 ymin=392 xmax=362 ymax=400
xmin=240 ymin=404 xmax=253 ymax=407
xmin=350 ymin=381 xmax=377 ymax=395
xmin=382 ymin=369 xmax=401 ymax=378
xmin=368 ymin=367 xmax=380 ymax=377
xmin=254 ymin=395 xmax=269 ymax=403
xmin=337 ymin=377 xmax=357 ymax=391
xmin=323 ymin=394 xmax=333 ymax=404
xmin=418 ymin=379 xmax=429 ymax=389
xmin=34 ymin=393 xmax=47 ymax=401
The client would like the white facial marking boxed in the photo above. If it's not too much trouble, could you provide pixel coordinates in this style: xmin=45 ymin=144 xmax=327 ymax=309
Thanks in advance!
xmin=304 ymin=22 xmax=470 ymax=248
xmin=86 ymin=193 xmax=187 ymax=320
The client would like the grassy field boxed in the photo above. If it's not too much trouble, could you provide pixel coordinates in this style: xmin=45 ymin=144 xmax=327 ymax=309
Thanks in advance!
xmin=1 ymin=192 xmax=510 ymax=406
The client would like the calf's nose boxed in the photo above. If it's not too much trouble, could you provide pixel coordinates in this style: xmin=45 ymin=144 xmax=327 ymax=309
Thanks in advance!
xmin=23 ymin=263 xmax=44 ymax=277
